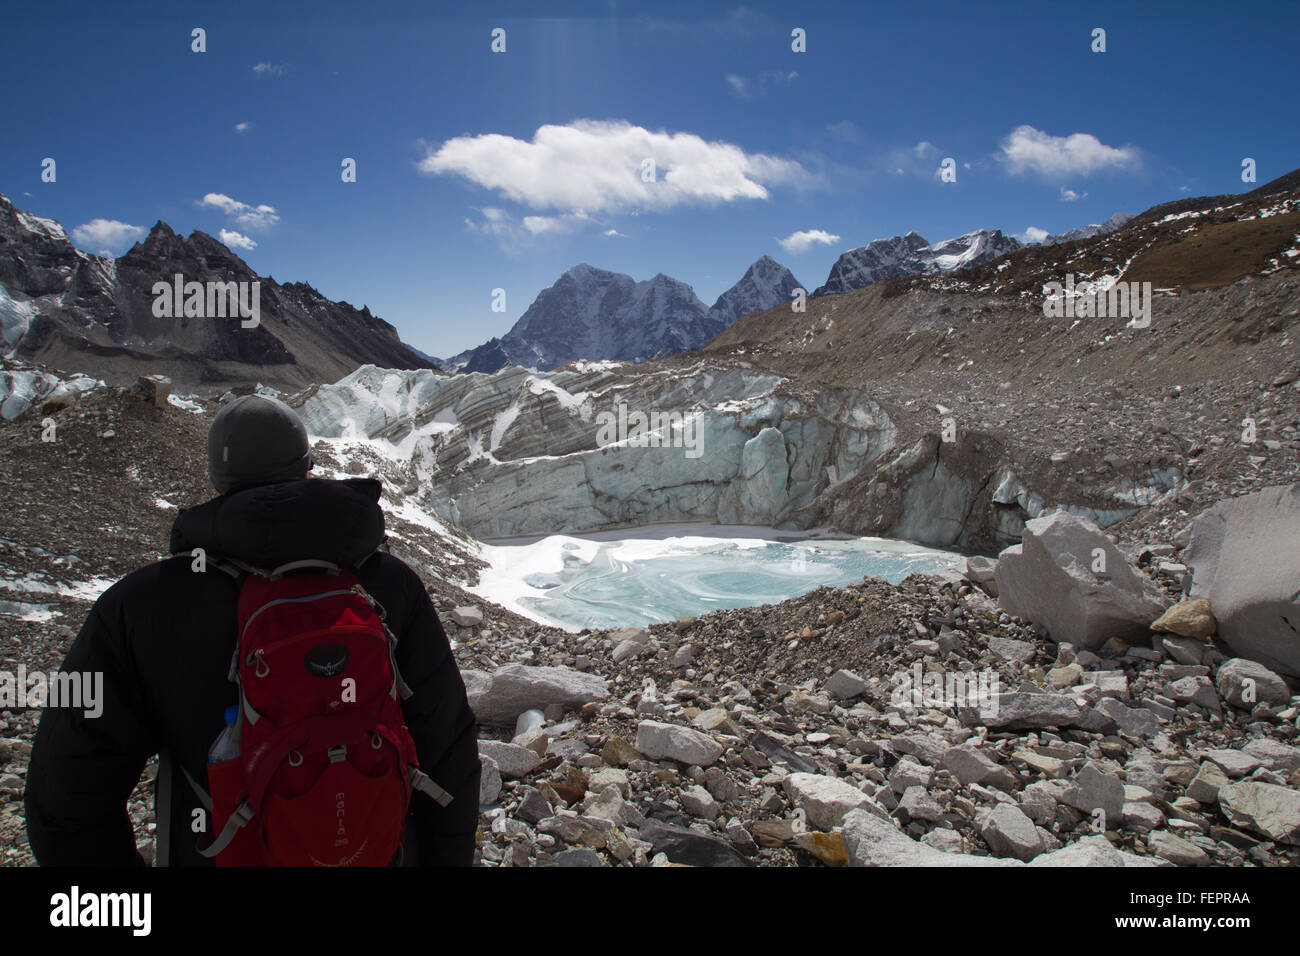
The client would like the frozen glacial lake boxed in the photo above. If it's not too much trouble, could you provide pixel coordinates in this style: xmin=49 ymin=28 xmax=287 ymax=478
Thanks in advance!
xmin=471 ymin=523 xmax=964 ymax=632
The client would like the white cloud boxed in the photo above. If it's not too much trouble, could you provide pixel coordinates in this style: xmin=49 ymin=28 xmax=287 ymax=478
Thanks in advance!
xmin=419 ymin=119 xmax=809 ymax=215
xmin=252 ymin=62 xmax=286 ymax=78
xmin=602 ymin=228 xmax=625 ymax=238
xmin=1022 ymin=226 xmax=1049 ymax=243
xmin=1059 ymin=187 xmax=1087 ymax=202
xmin=874 ymin=142 xmax=953 ymax=180
xmin=777 ymin=228 xmax=841 ymax=254
xmin=522 ymin=213 xmax=588 ymax=236
xmin=219 ymin=229 xmax=257 ymax=251
xmin=726 ymin=71 xmax=798 ymax=99
xmin=198 ymin=193 xmax=280 ymax=230
xmin=235 ymin=122 xmax=254 ymax=134
xmin=463 ymin=207 xmax=591 ymax=250
xmin=70 ymin=219 xmax=145 ymax=255
xmin=826 ymin=120 xmax=865 ymax=143
xmin=998 ymin=125 xmax=1140 ymax=178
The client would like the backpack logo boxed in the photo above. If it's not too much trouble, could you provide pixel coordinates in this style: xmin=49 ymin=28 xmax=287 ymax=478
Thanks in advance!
xmin=304 ymin=643 xmax=350 ymax=677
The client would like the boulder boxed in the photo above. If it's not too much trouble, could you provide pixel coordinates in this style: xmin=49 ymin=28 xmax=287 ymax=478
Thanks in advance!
xmin=1093 ymin=698 xmax=1159 ymax=738
xmin=980 ymin=804 xmax=1045 ymax=861
xmin=1185 ymin=484 xmax=1300 ymax=676
xmin=1215 ymin=658 xmax=1291 ymax=709
xmin=1150 ymin=598 xmax=1216 ymax=639
xmin=824 ymin=669 xmax=870 ymax=700
xmin=1063 ymin=763 xmax=1125 ymax=823
xmin=1186 ymin=761 xmax=1229 ymax=804
xmin=449 ymin=605 xmax=483 ymax=627
xmin=958 ymin=691 xmax=1084 ymax=730
xmin=634 ymin=720 xmax=722 ymax=766
xmin=897 ymin=785 xmax=944 ymax=823
xmin=988 ymin=636 xmax=1036 ymax=664
xmin=1198 ymin=749 xmax=1260 ymax=778
xmin=1148 ymin=830 xmax=1210 ymax=866
xmin=941 ymin=744 xmax=1016 ymax=791
xmin=841 ymin=810 xmax=1154 ymax=867
xmin=515 ymin=787 xmax=552 ymax=825
xmin=994 ymin=511 xmax=1169 ymax=650
xmin=468 ymin=663 xmax=609 ymax=726
xmin=679 ymin=785 xmax=721 ymax=821
xmin=1027 ymin=836 xmax=1158 ymax=867
xmin=476 ymin=740 xmax=542 ymax=779
xmin=782 ymin=772 xmax=872 ymax=830
xmin=1218 ymin=781 xmax=1300 ymax=845
xmin=1243 ymin=739 xmax=1300 ymax=775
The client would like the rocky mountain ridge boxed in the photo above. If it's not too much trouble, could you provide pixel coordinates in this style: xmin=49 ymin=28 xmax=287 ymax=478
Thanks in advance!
xmin=0 ymin=193 xmax=434 ymax=389
xmin=440 ymin=256 xmax=805 ymax=375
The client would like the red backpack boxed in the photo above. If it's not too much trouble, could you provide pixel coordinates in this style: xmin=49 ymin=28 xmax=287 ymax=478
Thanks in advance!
xmin=182 ymin=558 xmax=452 ymax=866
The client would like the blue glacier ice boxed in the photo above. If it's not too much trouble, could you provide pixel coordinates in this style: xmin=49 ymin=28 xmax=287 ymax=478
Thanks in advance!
xmin=472 ymin=525 xmax=963 ymax=631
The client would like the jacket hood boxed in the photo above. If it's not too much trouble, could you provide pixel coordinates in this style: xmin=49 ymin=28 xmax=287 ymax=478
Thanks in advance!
xmin=169 ymin=477 xmax=386 ymax=569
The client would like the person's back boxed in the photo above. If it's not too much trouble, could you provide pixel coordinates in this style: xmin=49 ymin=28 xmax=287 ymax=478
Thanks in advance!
xmin=24 ymin=395 xmax=480 ymax=866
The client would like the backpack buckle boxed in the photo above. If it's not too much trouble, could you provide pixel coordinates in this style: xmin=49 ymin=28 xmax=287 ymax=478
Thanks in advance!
xmin=328 ymin=745 xmax=347 ymax=764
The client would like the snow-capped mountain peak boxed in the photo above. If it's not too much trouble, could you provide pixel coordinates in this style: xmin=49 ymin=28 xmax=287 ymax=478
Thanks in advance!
xmin=813 ymin=228 xmax=1020 ymax=297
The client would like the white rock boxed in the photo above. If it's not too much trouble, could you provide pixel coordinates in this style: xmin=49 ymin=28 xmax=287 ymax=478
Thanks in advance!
xmin=1063 ymin=763 xmax=1125 ymax=823
xmin=450 ymin=605 xmax=483 ymax=627
xmin=1243 ymin=739 xmax=1300 ymax=774
xmin=634 ymin=720 xmax=723 ymax=766
xmin=1186 ymin=483 xmax=1300 ymax=677
xmin=782 ymin=772 xmax=872 ymax=831
xmin=1149 ymin=830 xmax=1210 ymax=866
xmin=995 ymin=511 xmax=1169 ymax=650
xmin=842 ymin=810 xmax=1155 ymax=867
xmin=1215 ymin=658 xmax=1291 ymax=708
xmin=469 ymin=663 xmax=609 ymax=726
xmin=941 ymin=744 xmax=1015 ymax=790
xmin=824 ymin=669 xmax=870 ymax=700
xmin=1218 ymin=781 xmax=1300 ymax=844
xmin=476 ymin=740 xmax=542 ymax=779
xmin=680 ymin=785 xmax=721 ymax=821
xmin=1198 ymin=749 xmax=1261 ymax=778
xmin=980 ymin=804 xmax=1045 ymax=861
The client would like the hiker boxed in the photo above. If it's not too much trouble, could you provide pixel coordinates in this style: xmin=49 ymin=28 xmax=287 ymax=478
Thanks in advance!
xmin=25 ymin=394 xmax=480 ymax=866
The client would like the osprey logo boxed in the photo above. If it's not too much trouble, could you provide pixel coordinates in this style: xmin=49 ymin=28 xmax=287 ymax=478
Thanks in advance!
xmin=304 ymin=643 xmax=350 ymax=677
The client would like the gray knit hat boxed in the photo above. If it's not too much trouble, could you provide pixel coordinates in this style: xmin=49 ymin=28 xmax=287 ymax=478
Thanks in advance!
xmin=208 ymin=394 xmax=312 ymax=494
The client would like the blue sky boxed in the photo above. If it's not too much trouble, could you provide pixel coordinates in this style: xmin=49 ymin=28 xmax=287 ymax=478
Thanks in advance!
xmin=3 ymin=0 xmax=1297 ymax=357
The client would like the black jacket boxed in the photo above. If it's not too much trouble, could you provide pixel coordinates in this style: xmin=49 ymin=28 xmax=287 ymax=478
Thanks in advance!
xmin=24 ymin=477 xmax=480 ymax=866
